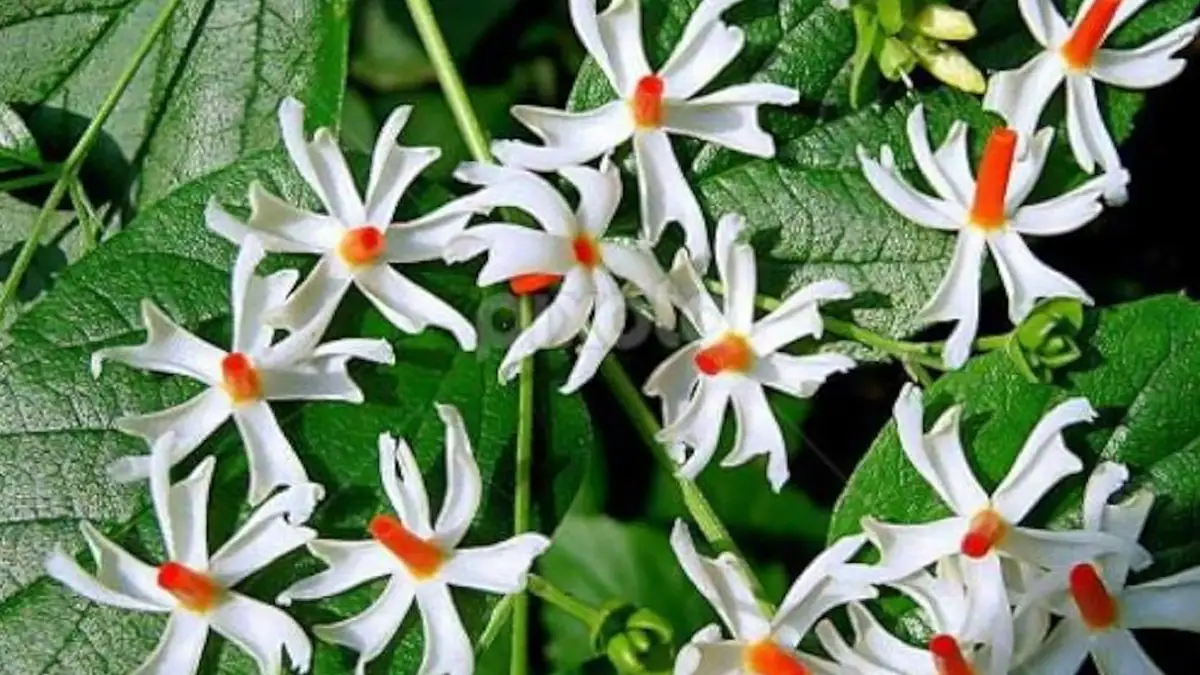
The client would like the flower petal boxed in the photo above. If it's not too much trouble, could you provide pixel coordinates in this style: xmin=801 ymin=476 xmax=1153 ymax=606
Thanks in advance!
xmin=415 ymin=582 xmax=473 ymax=675
xmin=674 ymin=636 xmax=748 ymax=675
xmin=1006 ymin=127 xmax=1057 ymax=211
xmin=379 ymin=432 xmax=434 ymax=538
xmin=658 ymin=0 xmax=745 ymax=99
xmin=1017 ymin=617 xmax=1093 ymax=675
xmin=569 ymin=0 xmax=652 ymax=95
xmin=279 ymin=97 xmax=337 ymax=214
xmin=713 ymin=213 xmax=755 ymax=333
xmin=892 ymin=384 xmax=989 ymax=516
xmin=668 ymin=249 xmax=727 ymax=336
xmin=270 ymin=255 xmax=354 ymax=333
xmin=749 ymin=279 xmax=853 ymax=355
xmin=932 ymin=121 xmax=976 ymax=206
xmin=229 ymin=235 xmax=289 ymax=355
xmin=1083 ymin=461 xmax=1132 ymax=532
xmin=92 ymin=299 xmax=225 ymax=385
xmin=1121 ymin=566 xmax=1200 ymax=632
xmin=1091 ymin=20 xmax=1200 ymax=89
xmin=232 ymin=401 xmax=310 ymax=506
xmin=440 ymin=533 xmax=550 ymax=594
xmin=918 ymin=229 xmax=985 ymax=369
xmin=991 ymin=397 xmax=1093 ymax=521
xmin=670 ymin=520 xmax=771 ymax=641
xmin=562 ymin=270 xmax=626 ymax=394
xmin=906 ymin=105 xmax=969 ymax=204
xmin=665 ymin=83 xmax=797 ymax=158
xmin=108 ymin=389 xmax=232 ymax=483
xmin=719 ymin=381 xmax=788 ymax=490
xmin=206 ymin=186 xmax=340 ymax=254
xmin=775 ymin=534 xmax=876 ymax=641
xmin=209 ymin=482 xmax=322 ymax=586
xmin=983 ymin=52 xmax=1065 ymax=149
xmin=823 ymin=603 xmax=928 ymax=674
xmin=313 ymin=578 xmax=415 ymax=675
xmin=498 ymin=268 xmax=596 ymax=382
xmin=599 ymin=240 xmax=674 ymax=328
xmin=560 ymin=157 xmax=622 ymax=237
xmin=889 ymin=568 xmax=966 ymax=636
xmin=432 ymin=404 xmax=482 ymax=547
xmin=1091 ymin=628 xmax=1163 ymax=675
xmin=150 ymin=450 xmax=214 ymax=569
xmin=1003 ymin=526 xmax=1137 ymax=570
xmin=446 ymin=224 xmax=575 ymax=286
xmin=211 ymin=593 xmax=313 ymax=674
xmin=850 ymin=516 xmax=966 ymax=583
xmin=309 ymin=126 xmax=367 ymax=224
xmin=1065 ymin=74 xmax=1129 ymax=204
xmin=279 ymin=541 xmax=396 ymax=606
xmin=857 ymin=145 xmax=963 ymax=232
xmin=643 ymin=342 xmax=701 ymax=463
xmin=356 ymin=264 xmax=478 ymax=350
xmin=1017 ymin=0 xmax=1070 ymax=47
xmin=754 ymin=352 xmax=855 ymax=400
xmin=1011 ymin=177 xmax=1105 ymax=236
xmin=259 ymin=365 xmax=367 ymax=404
xmin=494 ymin=101 xmax=634 ymax=171
xmin=959 ymin=554 xmax=1012 ymax=654
xmin=45 ymin=522 xmax=171 ymax=612
xmin=989 ymin=229 xmax=1091 ymax=324
xmin=664 ymin=378 xmax=733 ymax=481
xmin=385 ymin=206 xmax=475 ymax=265
xmin=133 ymin=612 xmax=208 ymax=675
xmin=634 ymin=129 xmax=710 ymax=266
xmin=364 ymin=106 xmax=441 ymax=226
xmin=453 ymin=163 xmax=576 ymax=236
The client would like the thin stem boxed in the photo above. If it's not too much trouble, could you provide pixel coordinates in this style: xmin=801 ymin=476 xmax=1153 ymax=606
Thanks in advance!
xmin=528 ymin=574 xmax=606 ymax=629
xmin=474 ymin=594 xmax=515 ymax=657
xmin=0 ymin=172 xmax=57 ymax=193
xmin=0 ymin=0 xmax=184 ymax=316
xmin=597 ymin=356 xmax=774 ymax=615
xmin=69 ymin=179 xmax=102 ymax=250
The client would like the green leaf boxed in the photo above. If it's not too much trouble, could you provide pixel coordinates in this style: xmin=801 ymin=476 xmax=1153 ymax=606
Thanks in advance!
xmin=567 ymin=0 xmax=1200 ymax=350
xmin=0 ymin=0 xmax=350 ymax=207
xmin=829 ymin=296 xmax=1200 ymax=580
xmin=0 ymin=102 xmax=41 ymax=171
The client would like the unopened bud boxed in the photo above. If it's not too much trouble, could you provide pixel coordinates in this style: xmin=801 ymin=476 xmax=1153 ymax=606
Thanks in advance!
xmin=879 ymin=37 xmax=918 ymax=83
xmin=913 ymin=4 xmax=978 ymax=41
xmin=910 ymin=36 xmax=986 ymax=94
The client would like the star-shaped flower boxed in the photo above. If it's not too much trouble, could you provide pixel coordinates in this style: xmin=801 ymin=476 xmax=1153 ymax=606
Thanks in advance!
xmin=93 ymin=236 xmax=394 ymax=505
xmin=843 ymin=385 xmax=1144 ymax=657
xmin=45 ymin=438 xmax=322 ymax=675
xmin=491 ymin=0 xmax=799 ymax=268
xmin=445 ymin=159 xmax=674 ymax=393
xmin=859 ymin=105 xmax=1110 ymax=368
xmin=1017 ymin=462 xmax=1200 ymax=674
xmin=984 ymin=0 xmax=1200 ymax=205
xmin=278 ymin=404 xmax=551 ymax=675
xmin=670 ymin=520 xmax=877 ymax=675
xmin=644 ymin=213 xmax=854 ymax=491
xmin=207 ymin=97 xmax=478 ymax=349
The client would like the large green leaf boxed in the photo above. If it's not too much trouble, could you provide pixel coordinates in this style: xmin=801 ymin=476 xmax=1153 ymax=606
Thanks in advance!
xmin=829 ymin=295 xmax=1200 ymax=579
xmin=0 ymin=102 xmax=41 ymax=172
xmin=0 ymin=0 xmax=349 ymax=207
xmin=568 ymin=0 xmax=1200 ymax=345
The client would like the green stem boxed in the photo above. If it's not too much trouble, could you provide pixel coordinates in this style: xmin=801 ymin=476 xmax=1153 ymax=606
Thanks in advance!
xmin=69 ymin=179 xmax=102 ymax=250
xmin=405 ymin=0 xmax=536 ymax=671
xmin=474 ymin=594 xmax=515 ymax=657
xmin=528 ymin=574 xmax=606 ymax=629
xmin=0 ymin=0 xmax=184 ymax=316
xmin=0 ymin=172 xmax=57 ymax=193
xmin=597 ymin=356 xmax=774 ymax=614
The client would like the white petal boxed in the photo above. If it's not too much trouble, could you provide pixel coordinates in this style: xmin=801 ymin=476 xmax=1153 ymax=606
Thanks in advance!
xmin=279 ymin=541 xmax=396 ymax=606
xmin=1091 ymin=20 xmax=1200 ymax=89
xmin=229 ymin=236 xmax=270 ymax=355
xmin=494 ymin=101 xmax=634 ymax=171
xmin=385 ymin=205 xmax=474 ymax=265
xmin=364 ymin=106 xmax=440 ymax=226
xmin=211 ymin=593 xmax=313 ymax=674
xmin=441 ymin=533 xmax=550 ymax=594
xmin=664 ymin=378 xmax=733 ymax=482
xmin=151 ymin=452 xmax=214 ymax=569
xmin=498 ymin=268 xmax=596 ymax=382
xmin=1017 ymin=0 xmax=1070 ymax=47
xmin=415 ymin=582 xmax=473 ymax=675
xmin=989 ymin=229 xmax=1092 ymax=324
xmin=1083 ymin=461 xmax=1131 ymax=531
xmin=560 ymin=157 xmax=622 ymax=237
xmin=232 ymin=401 xmax=310 ymax=506
xmin=918 ymin=230 xmax=985 ymax=369
xmin=278 ymin=97 xmax=336 ymax=214
xmin=719 ymin=381 xmax=788 ymax=490
xmin=1006 ymin=127 xmax=1057 ymax=211
xmin=379 ymin=433 xmax=434 ymax=538
xmin=906 ymin=105 xmax=968 ymax=204
xmin=92 ymin=299 xmax=224 ymax=385
xmin=45 ymin=523 xmax=170 ymax=612
xmin=1100 ymin=492 xmax=1156 ymax=585
xmin=959 ymin=554 xmax=1012 ymax=653
xmin=309 ymin=127 xmax=366 ymax=224
xmin=432 ymin=404 xmax=482 ymax=547
xmin=259 ymin=365 xmax=366 ymax=404
xmin=658 ymin=0 xmax=745 ymax=99
xmin=1091 ymin=628 xmax=1163 ymax=675
xmin=749 ymin=279 xmax=853 ymax=355
xmin=892 ymin=384 xmax=989 ymax=516
xmin=889 ymin=569 xmax=966 ymax=635
xmin=853 ymin=517 xmax=966 ymax=583
xmin=569 ymin=0 xmax=652 ymax=95
xmin=1010 ymin=598 xmax=1053 ymax=668
xmin=600 ymin=240 xmax=674 ymax=328
xmin=1065 ymin=75 xmax=1129 ymax=205
xmin=990 ymin=398 xmax=1092 ymax=522
xmin=108 ymin=389 xmax=232 ymax=483
xmin=446 ymin=224 xmax=575 ymax=286
xmin=932 ymin=121 xmax=976 ymax=206
xmin=1011 ymin=178 xmax=1105 ymax=236
xmin=314 ymin=578 xmax=415 ymax=675
xmin=665 ymin=83 xmax=797 ymax=159
xmin=1017 ymin=617 xmax=1093 ymax=675
xmin=713 ymin=214 xmax=755 ymax=333
xmin=206 ymin=187 xmax=339 ymax=255
xmin=983 ymin=52 xmax=1065 ymax=147
xmin=643 ymin=342 xmax=701 ymax=462
xmin=562 ymin=270 xmax=626 ymax=393
xmin=825 ymin=604 xmax=928 ymax=674
xmin=1121 ymin=566 xmax=1200 ymax=632
xmin=634 ymin=129 xmax=710 ymax=266
xmin=270 ymin=255 xmax=354 ymax=333
xmin=356 ymin=265 xmax=477 ymax=350
xmin=242 ymin=270 xmax=301 ymax=356
xmin=133 ymin=612 xmax=208 ymax=675
xmin=312 ymin=337 xmax=396 ymax=366
xmin=453 ymin=163 xmax=576 ymax=236
xmin=775 ymin=534 xmax=877 ymax=642
xmin=669 ymin=520 xmax=771 ymax=641
xmin=857 ymin=145 xmax=963 ymax=232
xmin=1003 ymin=526 xmax=1136 ymax=569
xmin=754 ymin=352 xmax=854 ymax=400
xmin=668 ymin=249 xmax=727 ymax=336
xmin=673 ymin=634 xmax=746 ymax=675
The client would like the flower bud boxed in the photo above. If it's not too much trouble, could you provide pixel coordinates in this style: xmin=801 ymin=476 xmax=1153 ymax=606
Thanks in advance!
xmin=913 ymin=4 xmax=978 ymax=41
xmin=879 ymin=37 xmax=918 ymax=83
xmin=1006 ymin=298 xmax=1086 ymax=383
xmin=909 ymin=36 xmax=986 ymax=94
xmin=593 ymin=602 xmax=675 ymax=674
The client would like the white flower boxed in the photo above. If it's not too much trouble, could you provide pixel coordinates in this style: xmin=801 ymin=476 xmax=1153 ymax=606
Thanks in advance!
xmin=1017 ymin=462 xmax=1200 ymax=674
xmin=644 ymin=213 xmax=854 ymax=491
xmin=45 ymin=437 xmax=322 ymax=675
xmin=842 ymin=385 xmax=1146 ymax=658
xmin=93 ymin=236 xmax=394 ymax=505
xmin=278 ymin=404 xmax=550 ymax=675
xmin=670 ymin=520 xmax=877 ymax=675
xmin=859 ymin=105 xmax=1109 ymax=368
xmin=491 ymin=0 xmax=799 ymax=268
xmin=207 ymin=97 xmax=478 ymax=349
xmin=445 ymin=159 xmax=675 ymax=393
xmin=984 ymin=0 xmax=1200 ymax=205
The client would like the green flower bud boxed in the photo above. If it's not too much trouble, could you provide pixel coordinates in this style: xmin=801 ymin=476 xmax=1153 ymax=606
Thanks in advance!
xmin=909 ymin=35 xmax=986 ymax=94
xmin=879 ymin=37 xmax=918 ymax=83
xmin=912 ymin=4 xmax=978 ymax=41
xmin=1005 ymin=298 xmax=1086 ymax=383
xmin=593 ymin=602 xmax=675 ymax=674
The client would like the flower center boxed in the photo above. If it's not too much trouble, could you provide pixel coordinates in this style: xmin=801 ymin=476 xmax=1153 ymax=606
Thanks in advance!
xmin=158 ymin=562 xmax=223 ymax=613
xmin=929 ymin=634 xmax=977 ymax=675
xmin=693 ymin=333 xmax=755 ymax=376
xmin=631 ymin=75 xmax=665 ymax=128
xmin=369 ymin=514 xmax=445 ymax=579
xmin=1069 ymin=563 xmax=1120 ymax=630
xmin=572 ymin=235 xmax=601 ymax=268
xmin=339 ymin=226 xmax=386 ymax=267
xmin=1062 ymin=0 xmax=1121 ymax=70
xmin=743 ymin=641 xmax=811 ymax=675
xmin=960 ymin=508 xmax=1008 ymax=559
xmin=221 ymin=352 xmax=263 ymax=403
xmin=968 ymin=127 xmax=1017 ymax=231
